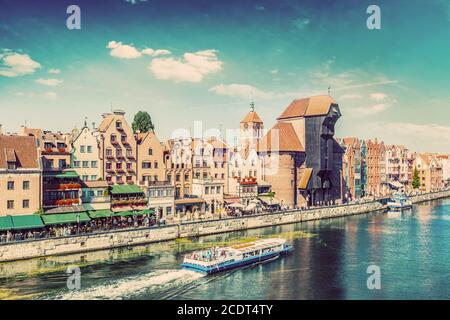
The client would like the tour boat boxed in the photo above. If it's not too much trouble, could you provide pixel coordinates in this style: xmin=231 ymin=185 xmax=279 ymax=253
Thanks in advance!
xmin=387 ymin=192 xmax=412 ymax=211
xmin=181 ymin=238 xmax=293 ymax=275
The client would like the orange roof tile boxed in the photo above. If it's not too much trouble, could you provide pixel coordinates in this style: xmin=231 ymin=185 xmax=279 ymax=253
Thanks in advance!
xmin=0 ymin=135 xmax=39 ymax=169
xmin=257 ymin=122 xmax=304 ymax=153
xmin=277 ymin=95 xmax=336 ymax=120
xmin=241 ymin=111 xmax=263 ymax=123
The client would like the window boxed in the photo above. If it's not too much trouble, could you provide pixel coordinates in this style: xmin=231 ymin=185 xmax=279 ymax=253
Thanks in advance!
xmin=176 ymin=174 xmax=180 ymax=182
xmin=166 ymin=206 xmax=172 ymax=215
xmin=142 ymin=162 xmax=151 ymax=169
xmin=7 ymin=200 xmax=14 ymax=209
xmin=7 ymin=181 xmax=14 ymax=190
xmin=82 ymin=161 xmax=89 ymax=168
xmin=116 ymin=162 xmax=122 ymax=170
xmin=116 ymin=175 xmax=123 ymax=183
xmin=184 ymin=187 xmax=189 ymax=195
xmin=7 ymin=162 xmax=16 ymax=170
xmin=87 ymin=146 xmax=92 ymax=153
xmin=44 ymin=142 xmax=53 ymax=150
xmin=23 ymin=180 xmax=30 ymax=190
xmin=82 ymin=175 xmax=89 ymax=181
xmin=126 ymin=162 xmax=132 ymax=169
xmin=80 ymin=145 xmax=86 ymax=153
xmin=205 ymin=186 xmax=209 ymax=194
xmin=116 ymin=148 xmax=122 ymax=156
xmin=167 ymin=174 xmax=172 ymax=181
xmin=91 ymin=161 xmax=98 ymax=168
xmin=154 ymin=161 xmax=158 ymax=168
xmin=217 ymin=186 xmax=221 ymax=194
xmin=97 ymin=190 xmax=103 ymax=197
xmin=73 ymin=161 xmax=81 ymax=168
xmin=58 ymin=159 xmax=66 ymax=169
xmin=91 ymin=175 xmax=97 ymax=181
xmin=154 ymin=175 xmax=158 ymax=181
xmin=116 ymin=121 xmax=122 ymax=129
xmin=148 ymin=148 xmax=153 ymax=155
xmin=106 ymin=162 xmax=112 ymax=170
xmin=106 ymin=148 xmax=112 ymax=156
xmin=185 ymin=174 xmax=189 ymax=180
xmin=126 ymin=148 xmax=133 ymax=157
xmin=121 ymin=135 xmax=127 ymax=143
xmin=23 ymin=199 xmax=29 ymax=208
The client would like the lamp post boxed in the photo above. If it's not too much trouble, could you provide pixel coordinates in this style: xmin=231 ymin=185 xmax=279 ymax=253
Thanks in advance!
xmin=76 ymin=212 xmax=80 ymax=235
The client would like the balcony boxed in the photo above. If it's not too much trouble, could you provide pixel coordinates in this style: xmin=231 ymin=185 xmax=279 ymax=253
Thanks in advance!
xmin=117 ymin=180 xmax=124 ymax=185
xmin=117 ymin=126 xmax=124 ymax=132
xmin=126 ymin=154 xmax=135 ymax=160
xmin=116 ymin=168 xmax=125 ymax=173
xmin=82 ymin=196 xmax=110 ymax=204
xmin=106 ymin=168 xmax=115 ymax=173
xmin=43 ymin=183 xmax=81 ymax=191
xmin=107 ymin=180 xmax=114 ymax=185
xmin=111 ymin=140 xmax=119 ymax=145
xmin=44 ymin=198 xmax=80 ymax=207
xmin=122 ymin=140 xmax=130 ymax=146
xmin=126 ymin=168 xmax=135 ymax=173
xmin=147 ymin=180 xmax=172 ymax=187
xmin=117 ymin=154 xmax=126 ymax=160
xmin=106 ymin=154 xmax=115 ymax=160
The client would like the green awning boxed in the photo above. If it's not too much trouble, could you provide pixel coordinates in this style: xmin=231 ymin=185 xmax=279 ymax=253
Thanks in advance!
xmin=11 ymin=215 xmax=44 ymax=230
xmin=43 ymin=170 xmax=79 ymax=179
xmin=88 ymin=209 xmax=113 ymax=219
xmin=112 ymin=210 xmax=153 ymax=217
xmin=0 ymin=216 xmax=14 ymax=231
xmin=110 ymin=184 xmax=144 ymax=195
xmin=42 ymin=212 xmax=90 ymax=225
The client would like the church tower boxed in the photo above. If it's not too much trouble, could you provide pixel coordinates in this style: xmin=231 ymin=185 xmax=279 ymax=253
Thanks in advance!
xmin=239 ymin=101 xmax=264 ymax=154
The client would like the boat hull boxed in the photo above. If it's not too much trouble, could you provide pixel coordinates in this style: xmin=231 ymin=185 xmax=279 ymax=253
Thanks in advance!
xmin=182 ymin=245 xmax=292 ymax=275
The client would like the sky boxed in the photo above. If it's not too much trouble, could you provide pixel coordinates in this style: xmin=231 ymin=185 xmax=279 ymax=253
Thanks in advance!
xmin=0 ymin=0 xmax=449 ymax=153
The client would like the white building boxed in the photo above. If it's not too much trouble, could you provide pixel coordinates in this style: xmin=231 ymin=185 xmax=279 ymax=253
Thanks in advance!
xmin=192 ymin=178 xmax=224 ymax=215
xmin=71 ymin=121 xmax=101 ymax=182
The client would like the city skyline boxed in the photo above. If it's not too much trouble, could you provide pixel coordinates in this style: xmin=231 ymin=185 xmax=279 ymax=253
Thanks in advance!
xmin=1 ymin=0 xmax=449 ymax=153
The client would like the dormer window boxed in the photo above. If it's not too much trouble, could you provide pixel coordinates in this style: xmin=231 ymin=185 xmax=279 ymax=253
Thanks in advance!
xmin=116 ymin=121 xmax=122 ymax=129
xmin=7 ymin=162 xmax=16 ymax=170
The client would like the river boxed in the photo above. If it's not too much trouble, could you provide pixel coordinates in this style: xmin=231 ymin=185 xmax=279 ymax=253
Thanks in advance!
xmin=0 ymin=198 xmax=449 ymax=300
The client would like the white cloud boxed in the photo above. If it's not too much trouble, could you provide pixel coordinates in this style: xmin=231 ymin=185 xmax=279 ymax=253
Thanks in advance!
xmin=370 ymin=92 xmax=387 ymax=101
xmin=149 ymin=49 xmax=223 ymax=82
xmin=35 ymin=78 xmax=63 ymax=87
xmin=355 ymin=103 xmax=391 ymax=115
xmin=340 ymin=94 xmax=362 ymax=100
xmin=209 ymin=84 xmax=273 ymax=99
xmin=48 ymin=68 xmax=61 ymax=74
xmin=270 ymin=69 xmax=279 ymax=74
xmin=107 ymin=41 xmax=172 ymax=59
xmin=107 ymin=41 xmax=142 ymax=59
xmin=42 ymin=91 xmax=57 ymax=100
xmin=0 ymin=52 xmax=41 ymax=77
xmin=364 ymin=122 xmax=450 ymax=153
xmin=293 ymin=17 xmax=310 ymax=30
xmin=142 ymin=48 xmax=171 ymax=57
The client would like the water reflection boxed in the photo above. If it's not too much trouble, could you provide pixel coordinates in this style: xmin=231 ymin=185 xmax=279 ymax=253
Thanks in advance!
xmin=0 ymin=199 xmax=449 ymax=300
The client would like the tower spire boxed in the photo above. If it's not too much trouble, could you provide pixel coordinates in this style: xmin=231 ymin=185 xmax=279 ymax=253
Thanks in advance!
xmin=328 ymin=85 xmax=331 ymax=96
xmin=250 ymin=100 xmax=255 ymax=112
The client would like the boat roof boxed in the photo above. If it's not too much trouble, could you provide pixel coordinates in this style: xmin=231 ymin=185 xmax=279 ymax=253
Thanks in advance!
xmin=228 ymin=238 xmax=285 ymax=253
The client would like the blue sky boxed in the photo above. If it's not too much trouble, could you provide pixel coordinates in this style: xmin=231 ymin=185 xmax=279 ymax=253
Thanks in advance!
xmin=0 ymin=0 xmax=449 ymax=153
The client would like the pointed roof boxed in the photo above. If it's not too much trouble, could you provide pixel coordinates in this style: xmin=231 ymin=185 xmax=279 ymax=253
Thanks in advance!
xmin=0 ymin=135 xmax=39 ymax=169
xmin=277 ymin=95 xmax=337 ymax=120
xmin=257 ymin=122 xmax=304 ymax=153
xmin=240 ymin=111 xmax=263 ymax=124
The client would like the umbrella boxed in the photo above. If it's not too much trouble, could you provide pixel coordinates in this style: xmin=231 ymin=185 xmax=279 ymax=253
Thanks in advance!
xmin=228 ymin=202 xmax=245 ymax=209
xmin=245 ymin=202 xmax=257 ymax=211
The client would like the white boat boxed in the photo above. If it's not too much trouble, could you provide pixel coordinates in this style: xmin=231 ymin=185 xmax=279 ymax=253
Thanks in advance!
xmin=181 ymin=238 xmax=293 ymax=275
xmin=387 ymin=193 xmax=412 ymax=211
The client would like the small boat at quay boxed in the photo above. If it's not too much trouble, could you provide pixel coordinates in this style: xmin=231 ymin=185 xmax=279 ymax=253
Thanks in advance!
xmin=181 ymin=238 xmax=293 ymax=275
xmin=387 ymin=192 xmax=412 ymax=211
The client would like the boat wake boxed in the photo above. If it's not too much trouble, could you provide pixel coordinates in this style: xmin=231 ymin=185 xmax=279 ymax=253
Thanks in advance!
xmin=47 ymin=269 xmax=204 ymax=300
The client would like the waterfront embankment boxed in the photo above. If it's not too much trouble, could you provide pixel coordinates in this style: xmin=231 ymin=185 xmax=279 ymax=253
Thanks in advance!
xmin=1 ymin=190 xmax=449 ymax=262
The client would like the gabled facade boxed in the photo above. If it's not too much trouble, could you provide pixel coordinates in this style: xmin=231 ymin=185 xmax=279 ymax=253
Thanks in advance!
xmin=71 ymin=121 xmax=101 ymax=182
xmin=0 ymin=135 xmax=41 ymax=215
xmin=258 ymin=95 xmax=343 ymax=208
xmin=98 ymin=110 xmax=137 ymax=185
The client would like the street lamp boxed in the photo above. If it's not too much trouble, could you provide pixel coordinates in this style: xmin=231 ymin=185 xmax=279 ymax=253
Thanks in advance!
xmin=76 ymin=212 xmax=80 ymax=235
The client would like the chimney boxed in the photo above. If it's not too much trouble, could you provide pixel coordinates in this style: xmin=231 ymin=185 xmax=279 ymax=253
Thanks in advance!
xmin=92 ymin=122 xmax=96 ymax=130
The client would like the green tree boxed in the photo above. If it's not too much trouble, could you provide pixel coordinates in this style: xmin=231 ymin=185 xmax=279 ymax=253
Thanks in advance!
xmin=132 ymin=111 xmax=154 ymax=133
xmin=412 ymin=167 xmax=420 ymax=189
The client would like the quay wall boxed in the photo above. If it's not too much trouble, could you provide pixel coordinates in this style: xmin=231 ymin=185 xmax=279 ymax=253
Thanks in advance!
xmin=1 ymin=190 xmax=449 ymax=262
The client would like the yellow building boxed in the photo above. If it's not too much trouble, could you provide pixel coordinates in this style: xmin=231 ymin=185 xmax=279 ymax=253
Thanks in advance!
xmin=0 ymin=135 xmax=41 ymax=216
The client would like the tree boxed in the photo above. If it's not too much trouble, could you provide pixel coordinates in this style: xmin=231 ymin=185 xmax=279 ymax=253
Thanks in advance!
xmin=412 ymin=167 xmax=420 ymax=189
xmin=132 ymin=111 xmax=154 ymax=133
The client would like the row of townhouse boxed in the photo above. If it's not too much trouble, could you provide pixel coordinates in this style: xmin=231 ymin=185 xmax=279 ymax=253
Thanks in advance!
xmin=339 ymin=137 xmax=449 ymax=198
xmin=1 ymin=95 xmax=353 ymax=222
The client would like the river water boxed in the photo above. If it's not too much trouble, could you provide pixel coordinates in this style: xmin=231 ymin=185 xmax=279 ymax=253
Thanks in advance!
xmin=1 ymin=198 xmax=449 ymax=300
